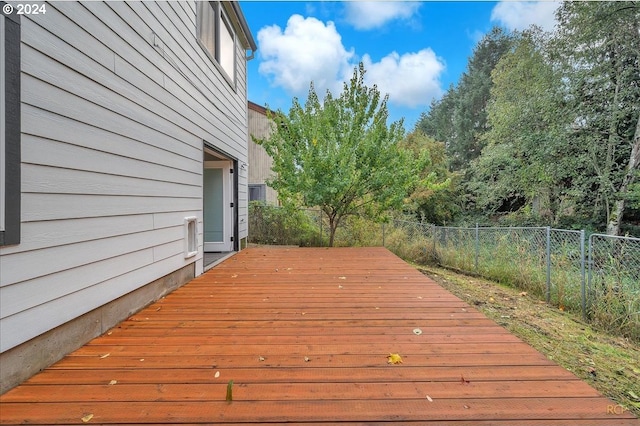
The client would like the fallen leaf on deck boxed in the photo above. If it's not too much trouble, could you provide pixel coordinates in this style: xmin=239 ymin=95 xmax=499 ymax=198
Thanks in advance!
xmin=463 ymin=405 xmax=470 ymax=409
xmin=426 ymin=395 xmax=433 ymax=402
xmin=258 ymin=356 xmax=265 ymax=361
xmin=99 ymin=353 xmax=110 ymax=359
xmin=338 ymin=276 xmax=346 ymax=280
xmin=108 ymin=380 xmax=117 ymax=385
xmin=387 ymin=353 xmax=403 ymax=364
xmin=338 ymin=285 xmax=343 ymax=289
xmin=304 ymin=356 xmax=310 ymax=362
xmin=231 ymin=274 xmax=238 ymax=278
xmin=81 ymin=414 xmax=94 ymax=423
xmin=214 ymin=371 xmax=220 ymax=378
xmin=413 ymin=328 xmax=423 ymax=335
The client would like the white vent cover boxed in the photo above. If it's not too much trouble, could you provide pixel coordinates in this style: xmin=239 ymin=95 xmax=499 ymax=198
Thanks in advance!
xmin=184 ymin=216 xmax=198 ymax=258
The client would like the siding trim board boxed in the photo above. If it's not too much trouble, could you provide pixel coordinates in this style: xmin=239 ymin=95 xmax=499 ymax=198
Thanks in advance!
xmin=0 ymin=4 xmax=21 ymax=246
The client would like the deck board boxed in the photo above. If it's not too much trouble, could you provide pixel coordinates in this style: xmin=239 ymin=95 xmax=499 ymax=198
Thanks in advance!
xmin=1 ymin=246 xmax=636 ymax=424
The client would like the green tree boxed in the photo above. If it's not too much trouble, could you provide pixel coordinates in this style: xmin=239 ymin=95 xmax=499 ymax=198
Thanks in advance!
xmin=553 ymin=2 xmax=640 ymax=235
xmin=400 ymin=131 xmax=456 ymax=224
xmin=256 ymin=64 xmax=430 ymax=246
xmin=470 ymin=29 xmax=576 ymax=223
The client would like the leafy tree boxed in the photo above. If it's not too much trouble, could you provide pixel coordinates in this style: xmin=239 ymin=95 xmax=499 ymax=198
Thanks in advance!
xmin=399 ymin=131 xmax=456 ymax=224
xmin=470 ymin=29 xmax=577 ymax=223
xmin=256 ymin=64 xmax=431 ymax=246
xmin=553 ymin=2 xmax=640 ymax=235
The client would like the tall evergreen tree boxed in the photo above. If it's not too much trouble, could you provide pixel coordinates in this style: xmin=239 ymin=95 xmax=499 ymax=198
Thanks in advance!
xmin=417 ymin=27 xmax=514 ymax=171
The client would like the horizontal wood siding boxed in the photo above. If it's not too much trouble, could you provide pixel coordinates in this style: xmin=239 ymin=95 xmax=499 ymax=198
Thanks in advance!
xmin=0 ymin=1 xmax=251 ymax=352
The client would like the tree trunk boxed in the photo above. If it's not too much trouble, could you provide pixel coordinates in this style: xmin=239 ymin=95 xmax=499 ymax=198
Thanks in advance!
xmin=328 ymin=222 xmax=336 ymax=247
xmin=607 ymin=112 xmax=640 ymax=235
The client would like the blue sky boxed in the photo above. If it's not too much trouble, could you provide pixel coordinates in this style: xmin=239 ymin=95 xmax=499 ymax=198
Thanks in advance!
xmin=240 ymin=1 xmax=559 ymax=130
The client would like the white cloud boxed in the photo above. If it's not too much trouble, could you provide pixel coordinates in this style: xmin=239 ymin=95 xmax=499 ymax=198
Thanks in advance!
xmin=490 ymin=1 xmax=560 ymax=32
xmin=256 ymin=14 xmax=445 ymax=109
xmin=363 ymin=50 xmax=445 ymax=108
xmin=257 ymin=15 xmax=354 ymax=97
xmin=344 ymin=2 xmax=421 ymax=30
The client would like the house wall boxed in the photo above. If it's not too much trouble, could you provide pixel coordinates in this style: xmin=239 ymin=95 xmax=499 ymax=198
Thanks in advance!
xmin=248 ymin=102 xmax=278 ymax=205
xmin=0 ymin=1 xmax=252 ymax=391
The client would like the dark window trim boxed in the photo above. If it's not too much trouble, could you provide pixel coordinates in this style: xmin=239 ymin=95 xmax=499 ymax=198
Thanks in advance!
xmin=196 ymin=1 xmax=237 ymax=89
xmin=1 ymin=3 xmax=21 ymax=247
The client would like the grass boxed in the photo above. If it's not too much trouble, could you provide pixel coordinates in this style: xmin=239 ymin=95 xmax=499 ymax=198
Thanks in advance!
xmin=416 ymin=264 xmax=640 ymax=418
xmin=384 ymin=221 xmax=639 ymax=342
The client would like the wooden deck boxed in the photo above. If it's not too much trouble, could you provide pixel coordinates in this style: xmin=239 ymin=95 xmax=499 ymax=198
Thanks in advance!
xmin=1 ymin=247 xmax=637 ymax=425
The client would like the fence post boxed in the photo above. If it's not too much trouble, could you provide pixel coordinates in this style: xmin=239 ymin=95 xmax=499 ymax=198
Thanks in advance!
xmin=432 ymin=224 xmax=436 ymax=255
xmin=382 ymin=223 xmax=386 ymax=247
xmin=587 ymin=234 xmax=593 ymax=318
xmin=580 ymin=230 xmax=586 ymax=319
xmin=475 ymin=223 xmax=479 ymax=272
xmin=546 ymin=226 xmax=551 ymax=304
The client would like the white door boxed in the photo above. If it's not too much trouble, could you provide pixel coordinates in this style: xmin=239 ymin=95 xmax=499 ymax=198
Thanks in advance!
xmin=204 ymin=161 xmax=233 ymax=252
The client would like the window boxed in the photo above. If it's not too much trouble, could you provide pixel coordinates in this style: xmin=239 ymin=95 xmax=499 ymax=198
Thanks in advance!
xmin=249 ymin=184 xmax=266 ymax=202
xmin=0 ymin=4 xmax=20 ymax=247
xmin=197 ymin=1 xmax=236 ymax=84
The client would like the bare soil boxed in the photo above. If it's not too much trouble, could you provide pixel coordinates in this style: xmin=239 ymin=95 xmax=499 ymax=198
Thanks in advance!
xmin=417 ymin=264 xmax=640 ymax=417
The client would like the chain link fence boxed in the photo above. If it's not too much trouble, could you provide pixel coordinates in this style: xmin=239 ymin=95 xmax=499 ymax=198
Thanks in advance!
xmin=588 ymin=234 xmax=640 ymax=339
xmin=247 ymin=205 xmax=639 ymax=341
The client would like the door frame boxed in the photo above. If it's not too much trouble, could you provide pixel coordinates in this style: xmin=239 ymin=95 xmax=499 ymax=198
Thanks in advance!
xmin=204 ymin=160 xmax=233 ymax=252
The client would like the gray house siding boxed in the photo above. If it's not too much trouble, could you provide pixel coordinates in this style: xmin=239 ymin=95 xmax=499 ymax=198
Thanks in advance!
xmin=0 ymin=1 xmax=255 ymax=393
